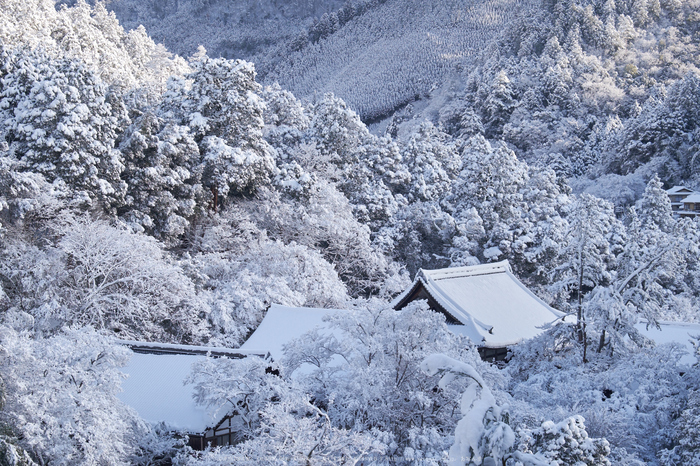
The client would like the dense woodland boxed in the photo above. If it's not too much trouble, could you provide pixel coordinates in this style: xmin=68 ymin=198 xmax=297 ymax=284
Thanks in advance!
xmin=1 ymin=0 xmax=700 ymax=464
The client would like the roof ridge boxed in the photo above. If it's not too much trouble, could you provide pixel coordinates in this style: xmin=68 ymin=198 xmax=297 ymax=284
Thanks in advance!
xmin=419 ymin=260 xmax=512 ymax=281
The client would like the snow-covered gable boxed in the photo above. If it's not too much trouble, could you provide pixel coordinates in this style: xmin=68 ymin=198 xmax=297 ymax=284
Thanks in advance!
xmin=240 ymin=304 xmax=345 ymax=361
xmin=392 ymin=261 xmax=563 ymax=348
xmin=117 ymin=341 xmax=261 ymax=434
xmin=666 ymin=186 xmax=695 ymax=195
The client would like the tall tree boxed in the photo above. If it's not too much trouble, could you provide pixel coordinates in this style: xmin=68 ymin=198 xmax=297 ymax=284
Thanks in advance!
xmin=118 ymin=111 xmax=204 ymax=240
xmin=550 ymin=194 xmax=621 ymax=362
xmin=162 ymin=55 xmax=276 ymax=207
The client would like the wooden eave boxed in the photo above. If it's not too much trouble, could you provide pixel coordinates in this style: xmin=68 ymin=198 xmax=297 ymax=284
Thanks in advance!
xmin=393 ymin=278 xmax=461 ymax=325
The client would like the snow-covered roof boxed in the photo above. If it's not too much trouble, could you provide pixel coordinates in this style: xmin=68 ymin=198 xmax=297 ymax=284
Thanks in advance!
xmin=393 ymin=261 xmax=563 ymax=348
xmin=117 ymin=342 xmax=262 ymax=434
xmin=119 ymin=352 xmax=213 ymax=433
xmin=635 ymin=320 xmax=700 ymax=367
xmin=682 ymin=193 xmax=700 ymax=203
xmin=117 ymin=339 xmax=262 ymax=358
xmin=240 ymin=304 xmax=345 ymax=361
xmin=666 ymin=186 xmax=695 ymax=195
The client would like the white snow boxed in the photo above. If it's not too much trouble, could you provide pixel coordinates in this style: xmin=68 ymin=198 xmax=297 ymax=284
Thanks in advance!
xmin=240 ymin=303 xmax=345 ymax=361
xmin=483 ymin=246 xmax=502 ymax=260
xmin=666 ymin=186 xmax=695 ymax=195
xmin=681 ymin=193 xmax=700 ymax=204
xmin=635 ymin=320 xmax=700 ymax=367
xmin=118 ymin=352 xmax=213 ymax=433
xmin=401 ymin=261 xmax=563 ymax=347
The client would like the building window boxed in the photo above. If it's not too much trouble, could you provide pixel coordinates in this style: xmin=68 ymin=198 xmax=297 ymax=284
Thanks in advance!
xmin=478 ymin=346 xmax=509 ymax=362
xmin=214 ymin=434 xmax=231 ymax=446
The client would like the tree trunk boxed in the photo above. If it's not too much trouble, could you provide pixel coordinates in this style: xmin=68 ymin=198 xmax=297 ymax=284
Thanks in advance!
xmin=597 ymin=329 xmax=606 ymax=353
xmin=210 ymin=186 xmax=218 ymax=212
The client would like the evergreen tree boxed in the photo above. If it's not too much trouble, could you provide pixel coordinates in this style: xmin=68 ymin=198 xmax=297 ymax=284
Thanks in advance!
xmin=449 ymin=136 xmax=531 ymax=266
xmin=640 ymin=173 xmax=675 ymax=232
xmin=119 ymin=111 xmax=204 ymax=240
xmin=162 ymin=55 xmax=276 ymax=206
xmin=402 ymin=121 xmax=460 ymax=203
xmin=1 ymin=50 xmax=127 ymax=210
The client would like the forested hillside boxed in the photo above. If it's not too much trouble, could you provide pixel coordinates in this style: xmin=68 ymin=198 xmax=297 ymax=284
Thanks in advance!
xmin=0 ymin=0 xmax=700 ymax=464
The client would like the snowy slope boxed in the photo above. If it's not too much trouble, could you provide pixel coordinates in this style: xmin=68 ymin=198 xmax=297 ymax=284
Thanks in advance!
xmin=74 ymin=0 xmax=538 ymax=121
xmin=78 ymin=0 xmax=346 ymax=59
xmin=259 ymin=0 xmax=538 ymax=120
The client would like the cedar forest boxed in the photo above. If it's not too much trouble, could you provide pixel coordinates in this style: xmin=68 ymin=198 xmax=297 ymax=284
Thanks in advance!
xmin=1 ymin=0 xmax=700 ymax=464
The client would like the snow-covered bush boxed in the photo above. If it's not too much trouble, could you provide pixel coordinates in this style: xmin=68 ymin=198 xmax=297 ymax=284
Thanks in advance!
xmin=515 ymin=416 xmax=611 ymax=466
xmin=0 ymin=326 xmax=147 ymax=465
xmin=283 ymin=300 xmax=497 ymax=461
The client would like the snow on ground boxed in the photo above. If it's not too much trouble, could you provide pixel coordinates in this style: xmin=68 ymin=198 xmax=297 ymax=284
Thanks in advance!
xmin=636 ymin=320 xmax=700 ymax=367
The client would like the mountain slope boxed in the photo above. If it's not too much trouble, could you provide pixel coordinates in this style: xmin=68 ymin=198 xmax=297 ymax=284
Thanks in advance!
xmin=83 ymin=0 xmax=537 ymax=121
xmin=256 ymin=0 xmax=539 ymax=120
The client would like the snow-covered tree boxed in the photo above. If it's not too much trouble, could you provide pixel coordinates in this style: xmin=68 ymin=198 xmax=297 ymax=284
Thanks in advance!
xmin=307 ymin=93 xmax=408 ymax=231
xmin=421 ymin=354 xmax=514 ymax=466
xmin=0 ymin=216 xmax=206 ymax=343
xmin=219 ymin=183 xmax=406 ymax=298
xmin=448 ymin=136 xmax=533 ymax=268
xmin=588 ymin=207 xmax=696 ymax=357
xmin=162 ymin=55 xmax=275 ymax=206
xmin=261 ymin=83 xmax=309 ymax=160
xmin=194 ymin=237 xmax=348 ymax=347
xmin=379 ymin=200 xmax=457 ymax=276
xmin=0 ymin=143 xmax=52 ymax=234
xmin=283 ymin=300 xmax=494 ymax=460
xmin=118 ymin=111 xmax=203 ymax=240
xmin=482 ymin=70 xmax=517 ymax=138
xmin=401 ymin=121 xmax=460 ymax=203
xmin=507 ymin=326 xmax=684 ymax=462
xmin=0 ymin=0 xmax=188 ymax=96
xmin=639 ymin=173 xmax=675 ymax=233
xmin=660 ymin=337 xmax=700 ymax=465
xmin=186 ymin=355 xmax=286 ymax=444
xmin=1 ymin=49 xmax=127 ymax=210
xmin=549 ymin=193 xmax=621 ymax=362
xmin=179 ymin=385 xmax=382 ymax=465
xmin=0 ymin=326 xmax=148 ymax=465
